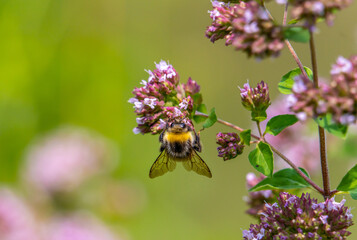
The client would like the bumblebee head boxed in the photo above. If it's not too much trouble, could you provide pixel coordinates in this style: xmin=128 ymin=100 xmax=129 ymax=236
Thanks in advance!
xmin=167 ymin=120 xmax=189 ymax=133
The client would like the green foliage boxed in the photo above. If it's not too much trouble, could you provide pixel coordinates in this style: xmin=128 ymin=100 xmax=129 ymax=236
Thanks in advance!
xmin=202 ymin=108 xmax=217 ymax=129
xmin=314 ymin=114 xmax=348 ymax=138
xmin=337 ymin=164 xmax=357 ymax=200
xmin=193 ymin=104 xmax=208 ymax=123
xmin=240 ymin=129 xmax=251 ymax=146
xmin=264 ymin=114 xmax=298 ymax=136
xmin=249 ymin=168 xmax=311 ymax=192
xmin=278 ymin=67 xmax=313 ymax=94
xmin=248 ymin=142 xmax=274 ymax=177
xmin=251 ymin=110 xmax=268 ymax=123
xmin=350 ymin=189 xmax=357 ymax=200
xmin=283 ymin=27 xmax=310 ymax=43
xmin=288 ymin=19 xmax=300 ymax=25
xmin=192 ymin=93 xmax=203 ymax=106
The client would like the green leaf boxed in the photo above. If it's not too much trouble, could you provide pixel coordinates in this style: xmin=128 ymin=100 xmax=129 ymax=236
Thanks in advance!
xmin=240 ymin=129 xmax=251 ymax=146
xmin=197 ymin=104 xmax=207 ymax=114
xmin=337 ymin=164 xmax=357 ymax=192
xmin=264 ymin=114 xmax=298 ymax=136
xmin=350 ymin=189 xmax=357 ymax=200
xmin=192 ymin=93 xmax=203 ymax=105
xmin=248 ymin=142 xmax=274 ymax=178
xmin=337 ymin=164 xmax=357 ymax=200
xmin=278 ymin=67 xmax=313 ymax=94
xmin=193 ymin=104 xmax=208 ymax=124
xmin=288 ymin=19 xmax=299 ymax=25
xmin=202 ymin=108 xmax=217 ymax=129
xmin=314 ymin=114 xmax=348 ymax=138
xmin=249 ymin=168 xmax=311 ymax=192
xmin=251 ymin=110 xmax=267 ymax=123
xmin=283 ymin=27 xmax=310 ymax=43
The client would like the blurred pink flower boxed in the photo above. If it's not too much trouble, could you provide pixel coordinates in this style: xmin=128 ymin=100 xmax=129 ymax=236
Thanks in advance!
xmin=46 ymin=213 xmax=121 ymax=240
xmin=24 ymin=127 xmax=118 ymax=194
xmin=244 ymin=173 xmax=278 ymax=218
xmin=0 ymin=188 xmax=40 ymax=240
xmin=263 ymin=95 xmax=320 ymax=174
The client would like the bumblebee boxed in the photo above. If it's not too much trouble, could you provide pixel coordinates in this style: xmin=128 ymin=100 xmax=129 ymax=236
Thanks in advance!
xmin=149 ymin=119 xmax=212 ymax=178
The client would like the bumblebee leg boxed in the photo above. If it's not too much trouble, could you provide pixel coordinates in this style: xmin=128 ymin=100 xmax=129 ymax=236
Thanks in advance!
xmin=193 ymin=133 xmax=202 ymax=152
xmin=160 ymin=143 xmax=166 ymax=152
xmin=159 ymin=128 xmax=166 ymax=143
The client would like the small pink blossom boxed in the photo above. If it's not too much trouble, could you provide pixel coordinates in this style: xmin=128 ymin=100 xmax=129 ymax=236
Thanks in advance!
xmin=331 ymin=56 xmax=353 ymax=75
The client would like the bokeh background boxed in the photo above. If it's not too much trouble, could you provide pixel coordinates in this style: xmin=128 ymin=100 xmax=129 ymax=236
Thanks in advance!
xmin=1 ymin=0 xmax=357 ymax=239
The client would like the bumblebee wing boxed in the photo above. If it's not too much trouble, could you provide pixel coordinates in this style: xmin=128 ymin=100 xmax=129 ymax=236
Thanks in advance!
xmin=149 ymin=149 xmax=176 ymax=178
xmin=182 ymin=150 xmax=212 ymax=178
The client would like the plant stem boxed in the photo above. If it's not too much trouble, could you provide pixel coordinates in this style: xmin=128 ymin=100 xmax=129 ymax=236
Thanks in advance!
xmin=256 ymin=121 xmax=263 ymax=139
xmin=268 ymin=144 xmax=324 ymax=195
xmin=282 ymin=3 xmax=310 ymax=80
xmin=309 ymin=31 xmax=331 ymax=199
xmin=283 ymin=2 xmax=288 ymax=25
xmin=256 ymin=121 xmax=265 ymax=141
xmin=195 ymin=111 xmax=325 ymax=195
xmin=284 ymin=41 xmax=309 ymax=79
xmin=262 ymin=2 xmax=308 ymax=79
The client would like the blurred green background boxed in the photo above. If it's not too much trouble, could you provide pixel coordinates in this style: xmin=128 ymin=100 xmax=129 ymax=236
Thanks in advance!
xmin=0 ymin=0 xmax=357 ymax=239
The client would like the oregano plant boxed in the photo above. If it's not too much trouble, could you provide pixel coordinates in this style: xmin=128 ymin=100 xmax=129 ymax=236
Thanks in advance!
xmin=130 ymin=0 xmax=356 ymax=238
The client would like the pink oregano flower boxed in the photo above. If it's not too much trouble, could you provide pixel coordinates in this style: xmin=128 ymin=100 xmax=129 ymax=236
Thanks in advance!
xmin=129 ymin=60 xmax=203 ymax=135
xmin=206 ymin=1 xmax=285 ymax=59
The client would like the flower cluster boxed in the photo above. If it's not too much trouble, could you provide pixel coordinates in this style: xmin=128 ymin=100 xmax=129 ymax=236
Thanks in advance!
xmin=243 ymin=192 xmax=353 ymax=239
xmin=289 ymin=55 xmax=357 ymax=125
xmin=240 ymin=81 xmax=271 ymax=122
xmin=0 ymin=188 xmax=126 ymax=240
xmin=244 ymin=173 xmax=279 ymax=218
xmin=4 ymin=126 xmax=133 ymax=240
xmin=278 ymin=0 xmax=353 ymax=27
xmin=206 ymin=1 xmax=285 ymax=58
xmin=129 ymin=61 xmax=202 ymax=134
xmin=24 ymin=127 xmax=117 ymax=194
xmin=216 ymin=132 xmax=244 ymax=160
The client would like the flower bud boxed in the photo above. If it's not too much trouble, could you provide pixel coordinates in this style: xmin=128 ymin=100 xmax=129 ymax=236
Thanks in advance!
xmin=216 ymin=132 xmax=244 ymax=160
xmin=182 ymin=77 xmax=200 ymax=96
xmin=240 ymin=81 xmax=270 ymax=122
